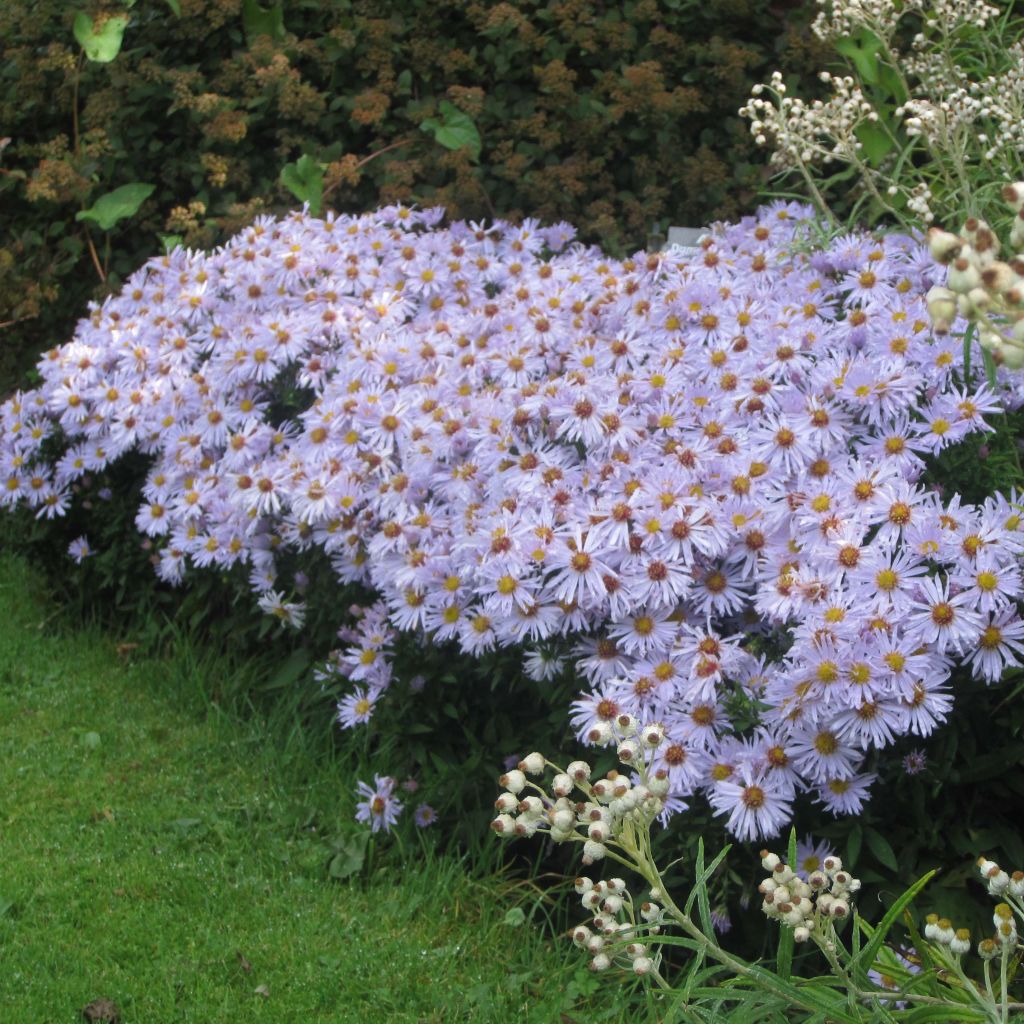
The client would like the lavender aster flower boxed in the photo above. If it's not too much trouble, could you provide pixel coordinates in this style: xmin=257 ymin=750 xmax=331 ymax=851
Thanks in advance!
xmin=355 ymin=774 xmax=403 ymax=833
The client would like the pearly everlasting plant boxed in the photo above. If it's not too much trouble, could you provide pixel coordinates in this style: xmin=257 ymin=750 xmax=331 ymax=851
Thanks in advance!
xmin=2 ymin=202 xmax=1024 ymax=842
xmin=741 ymin=0 xmax=1024 ymax=231
xmin=490 ymin=727 xmax=1024 ymax=1021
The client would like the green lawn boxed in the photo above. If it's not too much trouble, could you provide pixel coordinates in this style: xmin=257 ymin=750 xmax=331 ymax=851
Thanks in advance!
xmin=0 ymin=553 xmax=640 ymax=1023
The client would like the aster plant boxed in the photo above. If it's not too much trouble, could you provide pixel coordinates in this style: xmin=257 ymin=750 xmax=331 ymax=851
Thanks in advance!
xmin=1 ymin=199 xmax=1023 ymax=852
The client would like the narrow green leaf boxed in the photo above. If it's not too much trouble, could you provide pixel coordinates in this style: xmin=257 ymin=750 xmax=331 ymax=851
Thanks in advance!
xmin=165 ymin=0 xmax=181 ymax=14
xmin=852 ymin=870 xmax=936 ymax=977
xmin=847 ymin=821 xmax=863 ymax=868
xmin=982 ymin=348 xmax=999 ymax=389
xmin=75 ymin=183 xmax=155 ymax=231
xmin=684 ymin=839 xmax=730 ymax=936
xmin=962 ymin=323 xmax=974 ymax=382
xmin=73 ymin=12 xmax=129 ymax=63
xmin=865 ymin=828 xmax=899 ymax=871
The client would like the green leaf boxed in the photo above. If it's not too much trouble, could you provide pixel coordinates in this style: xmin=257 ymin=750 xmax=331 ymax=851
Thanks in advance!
xmin=81 ymin=730 xmax=101 ymax=749
xmin=420 ymin=101 xmax=482 ymax=161
xmin=73 ymin=12 xmax=129 ymax=63
xmin=242 ymin=0 xmax=285 ymax=41
xmin=280 ymin=155 xmax=324 ymax=216
xmin=846 ymin=821 xmax=863 ymax=868
xmin=158 ymin=233 xmax=183 ymax=254
xmin=165 ymin=0 xmax=181 ymax=14
xmin=834 ymin=29 xmax=883 ymax=85
xmin=982 ymin=348 xmax=999 ymax=389
xmin=851 ymin=870 xmax=936 ymax=979
xmin=503 ymin=906 xmax=526 ymax=927
xmin=855 ymin=120 xmax=893 ymax=168
xmin=327 ymin=832 xmax=369 ymax=880
xmin=257 ymin=648 xmax=310 ymax=692
xmin=75 ymin=183 xmax=155 ymax=231
xmin=865 ymin=828 xmax=898 ymax=871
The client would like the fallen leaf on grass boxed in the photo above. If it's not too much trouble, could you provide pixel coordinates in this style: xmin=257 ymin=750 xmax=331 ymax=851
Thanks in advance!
xmin=237 ymin=951 xmax=252 ymax=974
xmin=254 ymin=984 xmax=270 ymax=999
xmin=81 ymin=998 xmax=121 ymax=1022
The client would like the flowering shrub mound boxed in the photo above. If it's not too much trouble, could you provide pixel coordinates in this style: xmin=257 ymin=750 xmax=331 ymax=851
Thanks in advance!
xmin=3 ymin=202 xmax=1024 ymax=841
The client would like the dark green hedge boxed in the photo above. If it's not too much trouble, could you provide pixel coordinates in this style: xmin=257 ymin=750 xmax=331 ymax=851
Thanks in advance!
xmin=0 ymin=0 xmax=827 ymax=392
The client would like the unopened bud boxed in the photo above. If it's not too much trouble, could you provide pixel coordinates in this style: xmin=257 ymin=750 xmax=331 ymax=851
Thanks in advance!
xmin=519 ymin=752 xmax=545 ymax=775
xmin=499 ymin=769 xmax=526 ymax=794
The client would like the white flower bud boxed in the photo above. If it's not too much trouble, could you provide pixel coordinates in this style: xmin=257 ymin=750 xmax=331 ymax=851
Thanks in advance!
xmin=574 ymin=876 xmax=594 ymax=895
xmin=641 ymin=902 xmax=661 ymax=922
xmin=518 ymin=752 xmax=545 ymax=775
xmin=807 ymin=870 xmax=828 ymax=890
xmin=760 ymin=851 xmax=781 ymax=871
xmin=587 ymin=722 xmax=613 ymax=746
xmin=586 ymin=934 xmax=605 ymax=954
xmin=494 ymin=791 xmax=518 ymax=812
xmin=590 ymin=953 xmax=611 ymax=971
xmin=582 ymin=839 xmax=607 ymax=863
xmin=572 ymin=925 xmax=592 ymax=947
xmin=550 ymin=827 xmax=575 ymax=843
xmin=641 ymin=723 xmax=665 ymax=747
xmin=1001 ymin=342 xmax=1024 ymax=369
xmin=947 ymin=256 xmax=981 ymax=294
xmin=986 ymin=869 xmax=1010 ymax=894
xmin=794 ymin=926 xmax=811 ymax=943
xmin=632 ymin=956 xmax=653 ymax=976
xmin=551 ymin=773 xmax=574 ymax=797
xmin=830 ymin=899 xmax=849 ymax=919
xmin=648 ymin=770 xmax=670 ymax=797
xmin=567 ymin=760 xmax=592 ymax=782
xmin=588 ymin=820 xmax=610 ymax=843
xmin=927 ymin=228 xmax=963 ymax=263
xmin=499 ymin=769 xmax=526 ymax=794
xmin=513 ymin=816 xmax=539 ymax=838
xmin=608 ymin=878 xmax=627 ymax=894
xmin=1002 ymin=182 xmax=1024 ymax=209
xmin=490 ymin=813 xmax=516 ymax=835
xmin=517 ymin=795 xmax=544 ymax=818
xmin=784 ymin=908 xmax=805 ymax=927
xmin=616 ymin=713 xmax=637 ymax=736
xmin=822 ymin=856 xmax=842 ymax=875
xmin=950 ymin=931 xmax=971 ymax=955
xmin=1009 ymin=872 xmax=1024 ymax=898
xmin=603 ymin=895 xmax=624 ymax=914
xmin=617 ymin=738 xmax=641 ymax=764
xmin=550 ymin=808 xmax=575 ymax=832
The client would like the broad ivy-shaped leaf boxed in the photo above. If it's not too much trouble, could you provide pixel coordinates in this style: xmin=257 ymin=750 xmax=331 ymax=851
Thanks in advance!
xmin=854 ymin=120 xmax=893 ymax=168
xmin=76 ymin=183 xmax=155 ymax=231
xmin=73 ymin=12 xmax=129 ymax=63
xmin=242 ymin=0 xmax=285 ymax=41
xmin=420 ymin=101 xmax=482 ymax=162
xmin=280 ymin=155 xmax=324 ymax=216
xmin=834 ymin=28 xmax=883 ymax=85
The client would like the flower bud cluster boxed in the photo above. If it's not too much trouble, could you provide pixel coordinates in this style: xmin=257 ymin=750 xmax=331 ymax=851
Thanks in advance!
xmin=572 ymin=876 xmax=665 ymax=975
xmin=976 ymin=855 xmax=1024 ymax=953
xmin=759 ymin=850 xmax=860 ymax=942
xmin=923 ymin=914 xmax=972 ymax=955
xmin=926 ymin=200 xmax=1024 ymax=370
xmin=490 ymin=719 xmax=667 ymax=864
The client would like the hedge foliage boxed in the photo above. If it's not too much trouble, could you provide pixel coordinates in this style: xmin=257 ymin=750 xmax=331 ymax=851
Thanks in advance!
xmin=0 ymin=0 xmax=827 ymax=392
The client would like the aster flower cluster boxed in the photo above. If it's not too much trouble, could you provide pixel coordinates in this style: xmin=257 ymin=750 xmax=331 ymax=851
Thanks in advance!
xmin=3 ymin=201 xmax=1024 ymax=841
xmin=759 ymin=849 xmax=860 ymax=944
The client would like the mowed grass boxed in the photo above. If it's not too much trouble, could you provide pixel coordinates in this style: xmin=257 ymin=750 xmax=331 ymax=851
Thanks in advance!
xmin=0 ymin=553 xmax=640 ymax=1023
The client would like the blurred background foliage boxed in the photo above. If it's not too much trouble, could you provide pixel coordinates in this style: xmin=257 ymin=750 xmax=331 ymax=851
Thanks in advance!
xmin=0 ymin=0 xmax=827 ymax=393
